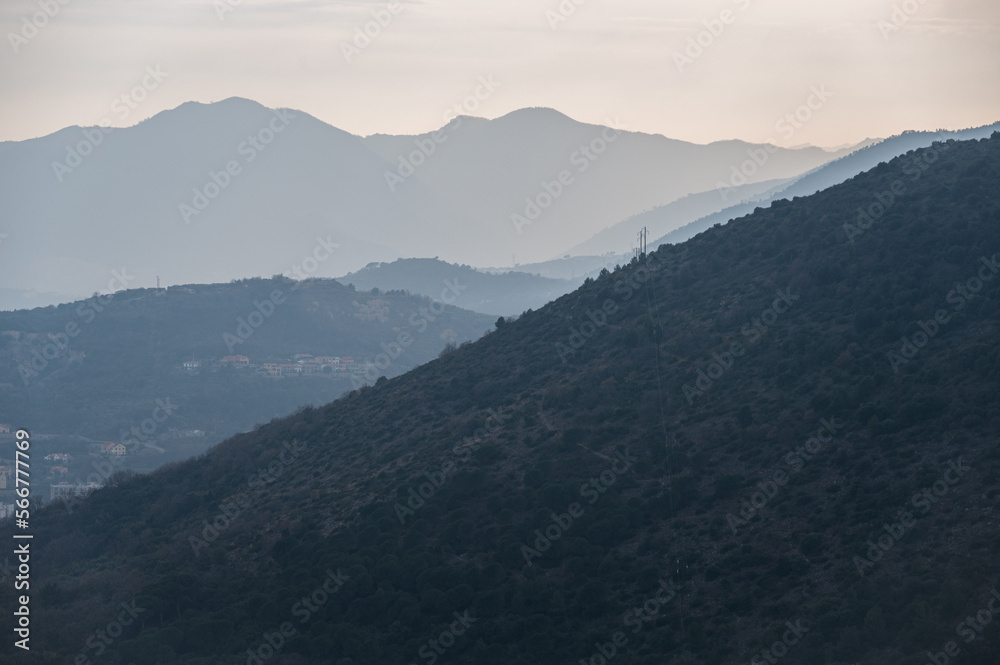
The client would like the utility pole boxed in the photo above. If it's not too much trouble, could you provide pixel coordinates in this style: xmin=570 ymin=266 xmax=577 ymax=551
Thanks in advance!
xmin=637 ymin=227 xmax=647 ymax=258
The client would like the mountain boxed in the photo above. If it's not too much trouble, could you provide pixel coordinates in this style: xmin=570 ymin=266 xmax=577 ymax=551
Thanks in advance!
xmin=481 ymin=253 xmax=630 ymax=281
xmin=337 ymin=259 xmax=579 ymax=317
xmin=363 ymin=108 xmax=850 ymax=263
xmin=0 ymin=276 xmax=494 ymax=480
xmin=565 ymin=178 xmax=793 ymax=257
xmin=0 ymin=99 xmax=847 ymax=306
xmin=651 ymin=122 xmax=1000 ymax=247
xmin=3 ymin=135 xmax=999 ymax=665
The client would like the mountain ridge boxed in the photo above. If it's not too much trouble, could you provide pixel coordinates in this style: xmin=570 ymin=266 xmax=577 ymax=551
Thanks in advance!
xmin=3 ymin=134 xmax=999 ymax=665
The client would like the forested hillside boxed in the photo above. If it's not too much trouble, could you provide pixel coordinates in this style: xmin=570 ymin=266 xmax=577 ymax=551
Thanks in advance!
xmin=3 ymin=135 xmax=999 ymax=665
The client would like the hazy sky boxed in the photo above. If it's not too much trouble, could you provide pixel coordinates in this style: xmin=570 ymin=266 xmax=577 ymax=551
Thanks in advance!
xmin=1 ymin=0 xmax=998 ymax=146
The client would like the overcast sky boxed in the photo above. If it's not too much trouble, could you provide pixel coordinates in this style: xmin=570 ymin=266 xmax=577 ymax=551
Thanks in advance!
xmin=1 ymin=0 xmax=998 ymax=146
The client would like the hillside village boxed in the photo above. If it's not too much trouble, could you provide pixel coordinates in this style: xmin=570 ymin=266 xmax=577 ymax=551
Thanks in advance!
xmin=180 ymin=353 xmax=377 ymax=378
xmin=0 ymin=422 xmax=208 ymax=509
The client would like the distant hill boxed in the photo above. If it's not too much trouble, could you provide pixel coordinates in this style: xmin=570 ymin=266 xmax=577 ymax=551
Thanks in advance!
xmin=653 ymin=122 xmax=1000 ymax=247
xmin=482 ymin=253 xmax=631 ymax=281
xmin=4 ymin=135 xmax=999 ymax=665
xmin=0 ymin=98 xmax=848 ymax=305
xmin=565 ymin=178 xmax=793 ymax=257
xmin=0 ymin=277 xmax=493 ymax=466
xmin=337 ymin=258 xmax=579 ymax=317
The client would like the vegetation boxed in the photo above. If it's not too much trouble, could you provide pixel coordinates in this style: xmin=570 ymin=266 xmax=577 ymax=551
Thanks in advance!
xmin=0 ymin=277 xmax=493 ymax=445
xmin=2 ymin=135 xmax=999 ymax=665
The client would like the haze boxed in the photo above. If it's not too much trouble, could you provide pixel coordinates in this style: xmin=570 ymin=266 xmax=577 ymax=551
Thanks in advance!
xmin=2 ymin=0 xmax=998 ymax=146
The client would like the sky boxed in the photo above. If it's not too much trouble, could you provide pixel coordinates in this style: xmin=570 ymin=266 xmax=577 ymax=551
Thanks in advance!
xmin=1 ymin=0 xmax=998 ymax=147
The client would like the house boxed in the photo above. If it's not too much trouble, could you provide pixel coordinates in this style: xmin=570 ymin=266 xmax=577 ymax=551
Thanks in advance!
xmin=50 ymin=466 xmax=69 ymax=477
xmin=279 ymin=364 xmax=302 ymax=374
xmin=221 ymin=355 xmax=250 ymax=366
xmin=100 ymin=442 xmax=127 ymax=456
xmin=314 ymin=356 xmax=335 ymax=364
xmin=50 ymin=482 xmax=101 ymax=501
xmin=44 ymin=453 xmax=72 ymax=462
xmin=263 ymin=363 xmax=282 ymax=377
xmin=300 ymin=363 xmax=321 ymax=374
xmin=183 ymin=360 xmax=201 ymax=371
xmin=293 ymin=353 xmax=313 ymax=361
xmin=0 ymin=465 xmax=9 ymax=489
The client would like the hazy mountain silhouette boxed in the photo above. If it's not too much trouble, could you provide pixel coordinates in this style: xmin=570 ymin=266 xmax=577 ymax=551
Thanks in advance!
xmin=5 ymin=134 xmax=998 ymax=665
xmin=565 ymin=178 xmax=793 ymax=257
xmin=0 ymin=276 xmax=494 ymax=464
xmin=1 ymin=99 xmax=849 ymax=306
xmin=651 ymin=122 xmax=1000 ymax=247
xmin=337 ymin=258 xmax=579 ymax=317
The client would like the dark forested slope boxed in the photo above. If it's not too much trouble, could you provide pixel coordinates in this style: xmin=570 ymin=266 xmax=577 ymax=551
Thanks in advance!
xmin=3 ymin=135 xmax=1000 ymax=665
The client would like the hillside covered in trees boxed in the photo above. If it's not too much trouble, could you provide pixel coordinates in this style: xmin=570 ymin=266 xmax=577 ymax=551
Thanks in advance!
xmin=0 ymin=278 xmax=493 ymax=450
xmin=2 ymin=135 xmax=999 ymax=665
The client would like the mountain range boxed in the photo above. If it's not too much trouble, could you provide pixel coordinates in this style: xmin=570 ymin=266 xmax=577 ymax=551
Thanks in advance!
xmin=0 ymin=98 xmax=856 ymax=309
xmin=3 ymin=133 xmax=998 ymax=665
xmin=0 ymin=277 xmax=494 ymax=467
xmin=337 ymin=259 xmax=581 ymax=317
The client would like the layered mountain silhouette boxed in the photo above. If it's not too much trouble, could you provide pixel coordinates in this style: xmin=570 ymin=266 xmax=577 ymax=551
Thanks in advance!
xmin=0 ymin=277 xmax=494 ymax=460
xmin=0 ymin=98 xmax=851 ymax=307
xmin=3 ymin=134 xmax=998 ymax=665
xmin=337 ymin=258 xmax=580 ymax=317
xmin=647 ymin=122 xmax=1000 ymax=248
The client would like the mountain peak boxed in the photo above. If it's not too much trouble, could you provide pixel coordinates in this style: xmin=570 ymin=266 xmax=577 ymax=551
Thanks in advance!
xmin=493 ymin=106 xmax=577 ymax=125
